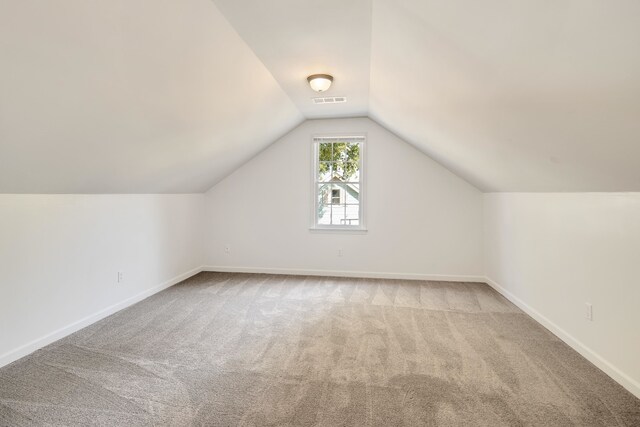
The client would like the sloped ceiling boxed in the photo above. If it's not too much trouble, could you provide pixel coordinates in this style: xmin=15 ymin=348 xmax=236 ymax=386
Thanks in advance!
xmin=0 ymin=0 xmax=302 ymax=193
xmin=212 ymin=0 xmax=372 ymax=119
xmin=214 ymin=0 xmax=640 ymax=192
xmin=2 ymin=0 xmax=640 ymax=193
xmin=369 ymin=0 xmax=640 ymax=191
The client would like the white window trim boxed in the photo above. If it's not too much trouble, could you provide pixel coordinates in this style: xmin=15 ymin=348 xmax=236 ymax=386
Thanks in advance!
xmin=309 ymin=133 xmax=367 ymax=232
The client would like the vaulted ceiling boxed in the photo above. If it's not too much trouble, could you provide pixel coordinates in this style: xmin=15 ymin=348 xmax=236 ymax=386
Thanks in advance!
xmin=0 ymin=0 xmax=302 ymax=193
xmin=2 ymin=0 xmax=639 ymax=193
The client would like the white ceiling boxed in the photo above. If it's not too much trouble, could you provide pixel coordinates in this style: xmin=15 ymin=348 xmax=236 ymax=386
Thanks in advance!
xmin=212 ymin=0 xmax=372 ymax=119
xmin=2 ymin=0 xmax=640 ymax=193
xmin=0 ymin=0 xmax=302 ymax=193
xmin=369 ymin=0 xmax=640 ymax=191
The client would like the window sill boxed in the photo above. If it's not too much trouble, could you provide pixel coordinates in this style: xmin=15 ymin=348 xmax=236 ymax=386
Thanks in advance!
xmin=309 ymin=227 xmax=368 ymax=235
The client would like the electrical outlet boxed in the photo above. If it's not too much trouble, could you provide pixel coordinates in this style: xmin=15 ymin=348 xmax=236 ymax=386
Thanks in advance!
xmin=224 ymin=244 xmax=231 ymax=255
xmin=117 ymin=271 xmax=124 ymax=283
xmin=585 ymin=303 xmax=593 ymax=321
xmin=337 ymin=248 xmax=343 ymax=257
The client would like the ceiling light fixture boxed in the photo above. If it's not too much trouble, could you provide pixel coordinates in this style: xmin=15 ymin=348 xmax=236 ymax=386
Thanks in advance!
xmin=307 ymin=74 xmax=333 ymax=92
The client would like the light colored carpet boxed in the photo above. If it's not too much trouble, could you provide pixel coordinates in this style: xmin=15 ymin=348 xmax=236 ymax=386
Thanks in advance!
xmin=0 ymin=272 xmax=638 ymax=426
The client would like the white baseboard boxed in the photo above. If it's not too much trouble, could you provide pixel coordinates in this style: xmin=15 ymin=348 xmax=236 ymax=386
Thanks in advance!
xmin=203 ymin=265 xmax=484 ymax=283
xmin=485 ymin=276 xmax=640 ymax=399
xmin=6 ymin=267 xmax=636 ymax=400
xmin=0 ymin=266 xmax=203 ymax=369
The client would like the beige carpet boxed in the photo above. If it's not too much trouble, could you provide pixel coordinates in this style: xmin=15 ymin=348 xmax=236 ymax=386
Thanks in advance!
xmin=0 ymin=272 xmax=638 ymax=426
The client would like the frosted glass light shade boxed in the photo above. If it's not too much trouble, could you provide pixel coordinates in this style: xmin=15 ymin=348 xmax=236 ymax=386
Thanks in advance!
xmin=307 ymin=74 xmax=333 ymax=92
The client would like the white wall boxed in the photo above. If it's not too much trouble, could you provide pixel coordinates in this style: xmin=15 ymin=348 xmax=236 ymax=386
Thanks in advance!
xmin=204 ymin=118 xmax=483 ymax=280
xmin=484 ymin=192 xmax=640 ymax=397
xmin=0 ymin=194 xmax=205 ymax=366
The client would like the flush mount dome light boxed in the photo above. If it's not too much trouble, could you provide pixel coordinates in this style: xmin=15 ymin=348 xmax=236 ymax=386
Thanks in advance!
xmin=307 ymin=74 xmax=333 ymax=92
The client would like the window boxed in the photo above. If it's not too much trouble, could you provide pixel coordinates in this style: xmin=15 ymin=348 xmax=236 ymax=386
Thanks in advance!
xmin=331 ymin=189 xmax=341 ymax=205
xmin=312 ymin=135 xmax=365 ymax=229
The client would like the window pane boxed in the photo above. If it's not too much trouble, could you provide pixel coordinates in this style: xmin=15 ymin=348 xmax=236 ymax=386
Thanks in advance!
xmin=334 ymin=161 xmax=359 ymax=182
xmin=332 ymin=142 xmax=347 ymax=161
xmin=345 ymin=204 xmax=360 ymax=225
xmin=331 ymin=204 xmax=346 ymax=225
xmin=344 ymin=143 xmax=360 ymax=163
xmin=319 ymin=143 xmax=332 ymax=161
xmin=318 ymin=162 xmax=332 ymax=182
xmin=317 ymin=184 xmax=331 ymax=224
xmin=344 ymin=184 xmax=359 ymax=204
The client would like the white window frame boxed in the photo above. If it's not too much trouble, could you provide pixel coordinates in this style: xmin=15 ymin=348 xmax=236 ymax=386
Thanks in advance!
xmin=310 ymin=134 xmax=366 ymax=232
